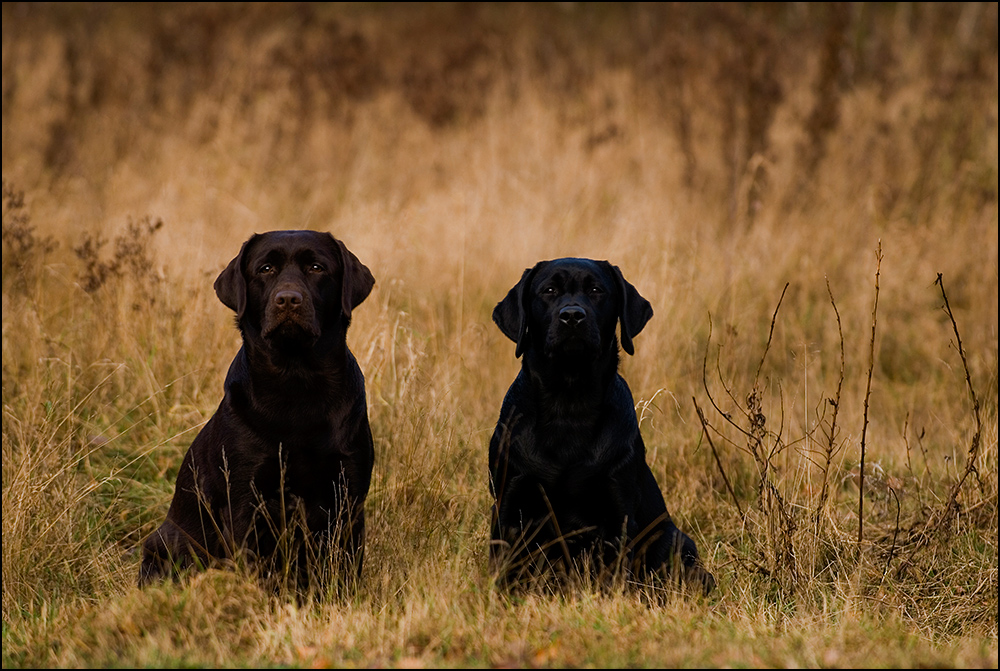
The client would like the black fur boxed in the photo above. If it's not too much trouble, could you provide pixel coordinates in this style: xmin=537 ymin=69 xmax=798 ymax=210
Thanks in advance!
xmin=489 ymin=258 xmax=714 ymax=593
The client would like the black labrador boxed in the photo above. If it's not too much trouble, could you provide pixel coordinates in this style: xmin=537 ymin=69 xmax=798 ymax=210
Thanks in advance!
xmin=139 ymin=230 xmax=375 ymax=594
xmin=489 ymin=257 xmax=714 ymax=593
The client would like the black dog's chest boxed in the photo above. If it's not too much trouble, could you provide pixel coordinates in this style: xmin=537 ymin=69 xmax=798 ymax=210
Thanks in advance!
xmin=523 ymin=406 xmax=623 ymax=468
xmin=536 ymin=431 xmax=601 ymax=472
xmin=506 ymin=461 xmax=625 ymax=542
xmin=533 ymin=463 xmax=614 ymax=503
xmin=514 ymin=426 xmax=623 ymax=499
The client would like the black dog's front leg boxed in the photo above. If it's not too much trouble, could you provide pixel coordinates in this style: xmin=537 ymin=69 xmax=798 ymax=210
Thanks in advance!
xmin=490 ymin=473 xmax=568 ymax=583
xmin=631 ymin=465 xmax=715 ymax=593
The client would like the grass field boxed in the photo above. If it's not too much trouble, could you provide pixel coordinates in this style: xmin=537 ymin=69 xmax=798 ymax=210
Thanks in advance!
xmin=2 ymin=3 xmax=998 ymax=667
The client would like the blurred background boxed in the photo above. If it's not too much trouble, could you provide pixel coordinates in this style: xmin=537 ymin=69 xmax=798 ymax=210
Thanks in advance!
xmin=4 ymin=3 xmax=996 ymax=274
xmin=4 ymin=1 xmax=996 ymax=439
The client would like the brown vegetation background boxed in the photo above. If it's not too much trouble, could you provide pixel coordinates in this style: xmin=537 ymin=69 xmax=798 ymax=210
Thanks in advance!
xmin=2 ymin=2 xmax=998 ymax=667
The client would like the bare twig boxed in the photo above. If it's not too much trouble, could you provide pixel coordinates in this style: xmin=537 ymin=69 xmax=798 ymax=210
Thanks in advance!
xmin=858 ymin=242 xmax=882 ymax=544
xmin=914 ymin=425 xmax=930 ymax=479
xmin=894 ymin=272 xmax=985 ymax=579
xmin=694 ymin=396 xmax=745 ymax=520
xmin=764 ymin=382 xmax=788 ymax=466
xmin=748 ymin=285 xmax=789 ymax=505
xmin=753 ymin=282 xmax=790 ymax=388
xmin=702 ymin=313 xmax=755 ymax=449
xmin=902 ymin=412 xmax=914 ymax=480
xmin=935 ymin=272 xmax=985 ymax=508
xmin=702 ymin=289 xmax=799 ymax=590
xmin=881 ymin=485 xmax=901 ymax=585
xmin=816 ymin=278 xmax=845 ymax=531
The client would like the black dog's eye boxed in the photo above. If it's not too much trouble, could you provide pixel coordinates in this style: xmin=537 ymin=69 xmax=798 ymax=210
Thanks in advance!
xmin=541 ymin=285 xmax=557 ymax=296
xmin=589 ymin=286 xmax=605 ymax=296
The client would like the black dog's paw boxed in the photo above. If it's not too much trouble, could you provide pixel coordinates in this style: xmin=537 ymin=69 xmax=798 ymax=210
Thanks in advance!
xmin=685 ymin=564 xmax=716 ymax=596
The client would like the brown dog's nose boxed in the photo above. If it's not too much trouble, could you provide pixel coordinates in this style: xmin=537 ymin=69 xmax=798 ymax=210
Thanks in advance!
xmin=274 ymin=290 xmax=303 ymax=308
xmin=559 ymin=305 xmax=586 ymax=326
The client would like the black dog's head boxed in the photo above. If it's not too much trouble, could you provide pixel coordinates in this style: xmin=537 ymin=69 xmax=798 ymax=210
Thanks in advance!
xmin=214 ymin=230 xmax=375 ymax=351
xmin=493 ymin=258 xmax=653 ymax=363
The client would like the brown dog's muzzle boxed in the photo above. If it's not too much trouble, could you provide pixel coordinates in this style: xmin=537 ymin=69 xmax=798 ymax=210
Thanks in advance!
xmin=274 ymin=289 xmax=303 ymax=309
xmin=263 ymin=282 xmax=320 ymax=342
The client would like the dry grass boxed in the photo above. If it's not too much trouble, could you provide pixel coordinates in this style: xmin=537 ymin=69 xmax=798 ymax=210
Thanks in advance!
xmin=2 ymin=3 xmax=997 ymax=668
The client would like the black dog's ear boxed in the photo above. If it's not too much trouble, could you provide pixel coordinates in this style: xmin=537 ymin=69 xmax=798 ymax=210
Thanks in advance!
xmin=214 ymin=233 xmax=260 ymax=320
xmin=493 ymin=263 xmax=543 ymax=359
xmin=609 ymin=263 xmax=653 ymax=356
xmin=333 ymin=235 xmax=375 ymax=320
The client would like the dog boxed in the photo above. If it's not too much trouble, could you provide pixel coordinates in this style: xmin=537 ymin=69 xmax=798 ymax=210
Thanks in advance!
xmin=139 ymin=230 xmax=376 ymax=594
xmin=488 ymin=257 xmax=714 ymax=593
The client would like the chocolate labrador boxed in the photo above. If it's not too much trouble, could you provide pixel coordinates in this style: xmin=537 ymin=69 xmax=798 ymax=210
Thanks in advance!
xmin=489 ymin=258 xmax=714 ymax=593
xmin=139 ymin=230 xmax=375 ymax=594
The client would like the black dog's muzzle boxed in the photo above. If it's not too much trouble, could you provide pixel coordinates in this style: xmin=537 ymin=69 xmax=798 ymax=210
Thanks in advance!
xmin=559 ymin=304 xmax=587 ymax=326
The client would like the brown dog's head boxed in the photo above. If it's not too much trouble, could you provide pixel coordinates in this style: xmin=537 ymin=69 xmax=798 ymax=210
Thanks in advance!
xmin=214 ymin=230 xmax=374 ymax=349
xmin=493 ymin=258 xmax=652 ymax=361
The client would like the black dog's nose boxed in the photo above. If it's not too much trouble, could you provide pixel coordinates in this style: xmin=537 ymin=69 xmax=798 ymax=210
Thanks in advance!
xmin=559 ymin=305 xmax=586 ymax=326
xmin=275 ymin=290 xmax=303 ymax=308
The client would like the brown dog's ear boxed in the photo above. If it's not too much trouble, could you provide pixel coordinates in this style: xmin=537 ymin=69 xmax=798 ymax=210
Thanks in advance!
xmin=493 ymin=262 xmax=543 ymax=359
xmin=214 ymin=234 xmax=260 ymax=320
xmin=609 ymin=263 xmax=653 ymax=356
xmin=334 ymin=236 xmax=375 ymax=320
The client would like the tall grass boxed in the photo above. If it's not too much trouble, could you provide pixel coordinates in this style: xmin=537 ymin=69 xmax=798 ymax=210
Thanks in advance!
xmin=3 ymin=3 xmax=997 ymax=667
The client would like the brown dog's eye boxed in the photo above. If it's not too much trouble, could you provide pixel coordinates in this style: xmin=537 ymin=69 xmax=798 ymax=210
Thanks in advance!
xmin=258 ymin=263 xmax=274 ymax=274
xmin=308 ymin=263 xmax=325 ymax=273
